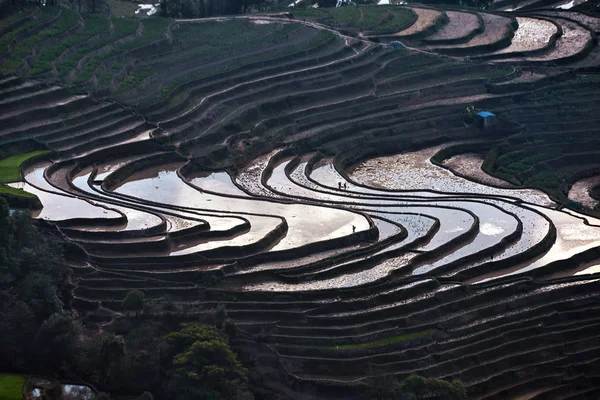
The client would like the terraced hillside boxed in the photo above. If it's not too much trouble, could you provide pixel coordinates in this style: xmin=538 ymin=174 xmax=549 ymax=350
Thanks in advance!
xmin=3 ymin=3 xmax=600 ymax=399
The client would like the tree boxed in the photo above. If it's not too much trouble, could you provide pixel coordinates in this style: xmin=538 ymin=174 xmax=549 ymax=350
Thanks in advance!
xmin=19 ymin=272 xmax=63 ymax=324
xmin=0 ymin=201 xmax=74 ymax=377
xmin=123 ymin=289 xmax=145 ymax=317
xmin=34 ymin=312 xmax=82 ymax=371
xmin=399 ymin=375 xmax=467 ymax=400
xmin=0 ymin=301 xmax=36 ymax=369
xmin=0 ymin=197 xmax=15 ymax=279
xmin=80 ymin=333 xmax=127 ymax=387
xmin=164 ymin=323 xmax=253 ymax=400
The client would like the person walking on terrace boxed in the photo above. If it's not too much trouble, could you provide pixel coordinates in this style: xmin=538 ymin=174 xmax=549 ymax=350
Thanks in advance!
xmin=352 ymin=225 xmax=356 ymax=233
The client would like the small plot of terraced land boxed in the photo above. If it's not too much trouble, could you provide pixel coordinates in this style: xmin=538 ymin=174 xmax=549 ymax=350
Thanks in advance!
xmin=537 ymin=10 xmax=600 ymax=32
xmin=479 ymin=16 xmax=557 ymax=57
xmin=388 ymin=7 xmax=444 ymax=37
xmin=3 ymin=3 xmax=600 ymax=399
xmin=422 ymin=10 xmax=481 ymax=42
xmin=431 ymin=13 xmax=515 ymax=52
xmin=502 ymin=17 xmax=593 ymax=62
xmin=568 ymin=175 xmax=600 ymax=208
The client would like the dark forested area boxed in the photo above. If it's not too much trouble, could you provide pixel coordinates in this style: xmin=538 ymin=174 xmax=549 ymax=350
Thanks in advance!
xmin=0 ymin=197 xmax=254 ymax=399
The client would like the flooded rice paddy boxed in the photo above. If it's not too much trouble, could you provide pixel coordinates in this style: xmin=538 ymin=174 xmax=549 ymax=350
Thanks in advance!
xmin=19 ymin=141 xmax=600 ymax=290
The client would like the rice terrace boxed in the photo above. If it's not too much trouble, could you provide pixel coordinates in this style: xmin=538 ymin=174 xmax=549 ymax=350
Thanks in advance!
xmin=2 ymin=0 xmax=600 ymax=398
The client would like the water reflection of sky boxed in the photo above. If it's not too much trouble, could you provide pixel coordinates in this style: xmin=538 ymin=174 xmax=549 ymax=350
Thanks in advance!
xmin=114 ymin=164 xmax=369 ymax=253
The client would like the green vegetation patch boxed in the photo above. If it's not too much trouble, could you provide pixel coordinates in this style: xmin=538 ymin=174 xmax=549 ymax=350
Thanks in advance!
xmin=0 ymin=7 xmax=60 ymax=56
xmin=0 ymin=183 xmax=36 ymax=198
xmin=31 ymin=14 xmax=110 ymax=75
xmin=0 ymin=9 xmax=34 ymax=32
xmin=498 ymin=153 xmax=555 ymax=175
xmin=524 ymin=169 xmax=571 ymax=189
xmin=153 ymin=28 xmax=333 ymax=103
xmin=0 ymin=374 xmax=25 ymax=400
xmin=0 ymin=150 xmax=51 ymax=183
xmin=1 ymin=7 xmax=79 ymax=74
xmin=59 ymin=17 xmax=138 ymax=79
xmin=75 ymin=17 xmax=170 ymax=86
xmin=115 ymin=19 xmax=279 ymax=93
xmin=292 ymin=6 xmax=415 ymax=31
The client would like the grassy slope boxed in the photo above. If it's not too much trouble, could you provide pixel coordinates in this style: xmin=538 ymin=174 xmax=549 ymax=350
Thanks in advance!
xmin=0 ymin=7 xmax=60 ymax=56
xmin=0 ymin=150 xmax=51 ymax=198
xmin=1 ymin=7 xmax=79 ymax=74
xmin=0 ymin=374 xmax=25 ymax=400
xmin=31 ymin=13 xmax=110 ymax=75
xmin=292 ymin=6 xmax=415 ymax=33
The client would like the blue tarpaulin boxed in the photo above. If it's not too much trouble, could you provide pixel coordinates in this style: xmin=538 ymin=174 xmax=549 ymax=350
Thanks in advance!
xmin=477 ymin=111 xmax=495 ymax=118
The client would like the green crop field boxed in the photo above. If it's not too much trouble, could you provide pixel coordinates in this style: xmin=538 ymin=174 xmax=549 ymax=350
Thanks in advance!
xmin=0 ymin=150 xmax=51 ymax=183
xmin=0 ymin=150 xmax=50 ymax=198
xmin=0 ymin=374 xmax=25 ymax=400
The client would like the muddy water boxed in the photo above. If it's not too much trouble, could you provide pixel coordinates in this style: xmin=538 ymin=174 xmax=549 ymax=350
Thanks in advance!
xmin=190 ymin=171 xmax=249 ymax=197
xmin=568 ymin=175 xmax=600 ymax=209
xmin=473 ymin=206 xmax=600 ymax=283
xmin=349 ymin=144 xmax=555 ymax=206
xmin=291 ymin=217 xmax=408 ymax=279
xmin=234 ymin=241 xmax=368 ymax=275
xmin=257 ymin=157 xmax=506 ymax=262
xmin=75 ymin=170 xmax=219 ymax=234
xmin=72 ymin=170 xmax=164 ymax=231
xmin=443 ymin=199 xmax=551 ymax=278
xmin=486 ymin=17 xmax=557 ymax=55
xmin=9 ymin=181 xmax=122 ymax=222
xmin=443 ymin=153 xmax=514 ymax=188
xmin=370 ymin=206 xmax=474 ymax=251
xmin=371 ymin=213 xmax=436 ymax=245
xmin=94 ymin=153 xmax=165 ymax=181
xmin=243 ymin=252 xmax=417 ymax=291
xmin=236 ymin=148 xmax=283 ymax=198
xmin=412 ymin=201 xmax=518 ymax=275
xmin=15 ymin=164 xmax=123 ymax=222
xmin=114 ymin=163 xmax=370 ymax=252
xmin=310 ymin=157 xmax=437 ymax=198
xmin=252 ymin=153 xmax=523 ymax=265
